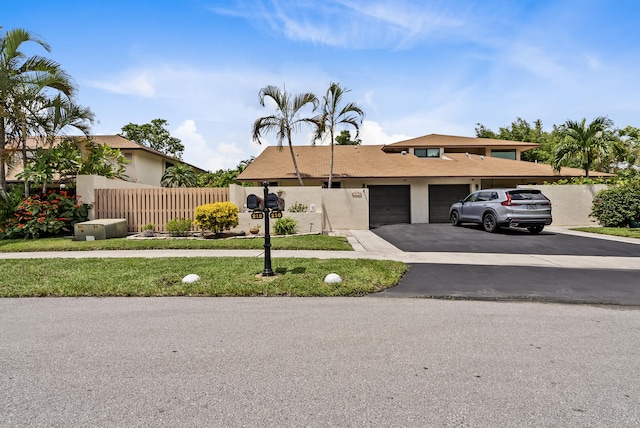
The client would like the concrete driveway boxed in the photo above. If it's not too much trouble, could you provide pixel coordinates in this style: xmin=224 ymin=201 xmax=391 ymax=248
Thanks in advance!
xmin=371 ymin=224 xmax=640 ymax=304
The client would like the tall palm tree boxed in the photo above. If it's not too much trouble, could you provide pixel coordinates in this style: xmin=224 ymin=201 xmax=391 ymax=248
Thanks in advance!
xmin=252 ymin=85 xmax=319 ymax=186
xmin=553 ymin=117 xmax=614 ymax=177
xmin=0 ymin=27 xmax=75 ymax=194
xmin=40 ymin=94 xmax=95 ymax=141
xmin=314 ymin=82 xmax=364 ymax=188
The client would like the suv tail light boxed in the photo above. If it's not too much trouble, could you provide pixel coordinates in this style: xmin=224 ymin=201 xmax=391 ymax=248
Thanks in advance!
xmin=501 ymin=194 xmax=512 ymax=206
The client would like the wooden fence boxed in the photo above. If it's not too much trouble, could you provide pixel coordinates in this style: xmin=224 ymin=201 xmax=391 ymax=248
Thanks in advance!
xmin=94 ymin=188 xmax=230 ymax=232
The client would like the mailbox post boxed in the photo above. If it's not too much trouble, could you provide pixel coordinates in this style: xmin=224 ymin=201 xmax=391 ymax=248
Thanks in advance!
xmin=247 ymin=182 xmax=285 ymax=277
xmin=261 ymin=182 xmax=274 ymax=276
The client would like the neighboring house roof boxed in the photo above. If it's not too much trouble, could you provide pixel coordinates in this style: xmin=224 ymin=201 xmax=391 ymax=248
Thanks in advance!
xmin=18 ymin=135 xmax=206 ymax=173
xmin=238 ymin=144 xmax=611 ymax=181
xmin=383 ymin=134 xmax=540 ymax=151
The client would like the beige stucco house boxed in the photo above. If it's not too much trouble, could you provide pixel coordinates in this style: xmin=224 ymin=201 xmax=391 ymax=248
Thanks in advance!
xmin=238 ymin=134 xmax=611 ymax=225
xmin=7 ymin=135 xmax=205 ymax=188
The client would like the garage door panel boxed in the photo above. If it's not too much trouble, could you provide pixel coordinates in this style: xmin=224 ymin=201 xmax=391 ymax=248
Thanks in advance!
xmin=429 ymin=184 xmax=470 ymax=223
xmin=369 ymin=185 xmax=410 ymax=226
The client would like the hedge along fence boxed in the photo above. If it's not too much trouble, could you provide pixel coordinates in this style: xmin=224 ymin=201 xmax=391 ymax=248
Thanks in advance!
xmin=94 ymin=188 xmax=230 ymax=232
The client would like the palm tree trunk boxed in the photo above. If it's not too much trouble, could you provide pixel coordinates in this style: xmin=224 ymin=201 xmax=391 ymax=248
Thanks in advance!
xmin=0 ymin=118 xmax=6 ymax=196
xmin=21 ymin=119 xmax=30 ymax=195
xmin=287 ymin=136 xmax=304 ymax=186
xmin=328 ymin=129 xmax=335 ymax=189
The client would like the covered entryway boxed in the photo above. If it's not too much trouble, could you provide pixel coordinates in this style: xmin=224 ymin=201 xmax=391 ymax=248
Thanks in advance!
xmin=369 ymin=185 xmax=411 ymax=226
xmin=428 ymin=184 xmax=471 ymax=223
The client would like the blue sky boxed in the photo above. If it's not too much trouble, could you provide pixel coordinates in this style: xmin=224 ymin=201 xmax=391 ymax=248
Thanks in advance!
xmin=5 ymin=0 xmax=640 ymax=171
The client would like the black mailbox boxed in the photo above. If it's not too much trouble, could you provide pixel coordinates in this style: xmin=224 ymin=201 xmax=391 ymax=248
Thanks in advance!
xmin=265 ymin=193 xmax=285 ymax=211
xmin=247 ymin=194 xmax=264 ymax=210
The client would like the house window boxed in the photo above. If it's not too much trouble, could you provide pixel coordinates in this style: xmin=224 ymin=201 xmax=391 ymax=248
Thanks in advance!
xmin=123 ymin=152 xmax=133 ymax=162
xmin=323 ymin=181 xmax=341 ymax=188
xmin=415 ymin=148 xmax=440 ymax=158
xmin=491 ymin=149 xmax=516 ymax=160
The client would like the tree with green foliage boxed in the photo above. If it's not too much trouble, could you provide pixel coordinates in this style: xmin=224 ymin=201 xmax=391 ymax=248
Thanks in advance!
xmin=475 ymin=118 xmax=561 ymax=164
xmin=78 ymin=140 xmax=128 ymax=178
xmin=197 ymin=157 xmax=254 ymax=188
xmin=17 ymin=138 xmax=128 ymax=193
xmin=161 ymin=163 xmax=197 ymax=187
xmin=335 ymin=130 xmax=361 ymax=145
xmin=0 ymin=27 xmax=77 ymax=195
xmin=613 ymin=126 xmax=640 ymax=167
xmin=252 ymin=85 xmax=319 ymax=186
xmin=314 ymin=82 xmax=365 ymax=188
xmin=553 ymin=117 xmax=615 ymax=177
xmin=315 ymin=82 xmax=364 ymax=188
xmin=120 ymin=118 xmax=184 ymax=159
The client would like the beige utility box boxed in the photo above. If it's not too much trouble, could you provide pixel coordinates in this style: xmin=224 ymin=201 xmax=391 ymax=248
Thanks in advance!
xmin=74 ymin=219 xmax=128 ymax=241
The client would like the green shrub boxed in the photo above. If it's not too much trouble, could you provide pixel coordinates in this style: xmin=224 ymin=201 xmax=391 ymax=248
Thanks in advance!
xmin=591 ymin=186 xmax=640 ymax=227
xmin=0 ymin=186 xmax=23 ymax=222
xmin=194 ymin=202 xmax=239 ymax=234
xmin=0 ymin=190 xmax=91 ymax=239
xmin=273 ymin=216 xmax=298 ymax=235
xmin=288 ymin=202 xmax=307 ymax=212
xmin=166 ymin=218 xmax=192 ymax=236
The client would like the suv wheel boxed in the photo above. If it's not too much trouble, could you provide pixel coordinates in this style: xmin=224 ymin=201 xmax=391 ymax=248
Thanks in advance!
xmin=483 ymin=212 xmax=498 ymax=233
xmin=527 ymin=225 xmax=544 ymax=234
xmin=450 ymin=211 xmax=461 ymax=226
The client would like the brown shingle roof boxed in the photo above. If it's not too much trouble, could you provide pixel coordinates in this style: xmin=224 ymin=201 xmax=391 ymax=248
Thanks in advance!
xmin=384 ymin=134 xmax=539 ymax=150
xmin=238 ymin=144 xmax=611 ymax=180
xmin=21 ymin=135 xmax=205 ymax=172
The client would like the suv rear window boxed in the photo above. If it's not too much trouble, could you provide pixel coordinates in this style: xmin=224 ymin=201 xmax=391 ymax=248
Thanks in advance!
xmin=508 ymin=190 xmax=547 ymax=201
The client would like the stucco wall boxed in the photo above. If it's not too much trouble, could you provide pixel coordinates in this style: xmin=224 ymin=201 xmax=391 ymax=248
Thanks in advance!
xmin=128 ymin=151 xmax=165 ymax=186
xmin=522 ymin=184 xmax=609 ymax=226
xmin=321 ymin=188 xmax=369 ymax=231
xmin=230 ymin=185 xmax=369 ymax=231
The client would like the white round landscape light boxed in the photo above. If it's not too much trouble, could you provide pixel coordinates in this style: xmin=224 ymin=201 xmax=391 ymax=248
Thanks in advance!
xmin=182 ymin=274 xmax=201 ymax=283
xmin=324 ymin=273 xmax=342 ymax=283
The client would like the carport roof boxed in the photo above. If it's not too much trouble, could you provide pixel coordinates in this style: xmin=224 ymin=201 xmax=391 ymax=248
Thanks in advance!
xmin=238 ymin=145 xmax=611 ymax=181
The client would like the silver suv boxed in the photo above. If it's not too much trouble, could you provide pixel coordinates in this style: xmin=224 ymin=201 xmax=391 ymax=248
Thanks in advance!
xmin=449 ymin=188 xmax=552 ymax=233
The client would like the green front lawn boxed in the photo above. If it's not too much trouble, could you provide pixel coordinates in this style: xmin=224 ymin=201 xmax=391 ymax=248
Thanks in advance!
xmin=572 ymin=227 xmax=640 ymax=239
xmin=0 ymin=234 xmax=353 ymax=252
xmin=0 ymin=257 xmax=406 ymax=297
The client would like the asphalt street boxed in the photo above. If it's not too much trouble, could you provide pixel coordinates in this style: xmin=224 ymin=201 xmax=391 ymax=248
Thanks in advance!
xmin=1 ymin=297 xmax=639 ymax=427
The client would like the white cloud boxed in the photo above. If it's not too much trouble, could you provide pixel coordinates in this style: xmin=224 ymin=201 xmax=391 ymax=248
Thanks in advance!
xmin=359 ymin=120 xmax=410 ymax=145
xmin=175 ymin=119 xmax=248 ymax=172
xmin=88 ymin=70 xmax=156 ymax=97
xmin=229 ymin=0 xmax=480 ymax=49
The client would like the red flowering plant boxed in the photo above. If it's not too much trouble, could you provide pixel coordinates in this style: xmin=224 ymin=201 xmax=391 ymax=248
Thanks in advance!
xmin=0 ymin=191 xmax=91 ymax=239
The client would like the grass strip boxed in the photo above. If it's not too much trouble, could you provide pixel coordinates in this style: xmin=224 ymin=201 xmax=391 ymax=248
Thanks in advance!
xmin=0 ymin=234 xmax=353 ymax=252
xmin=0 ymin=258 xmax=406 ymax=297
xmin=571 ymin=227 xmax=640 ymax=239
